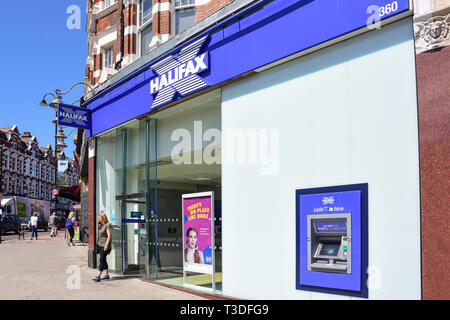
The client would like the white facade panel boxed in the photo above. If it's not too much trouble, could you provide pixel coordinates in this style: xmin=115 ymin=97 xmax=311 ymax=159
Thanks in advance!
xmin=221 ymin=18 xmax=421 ymax=300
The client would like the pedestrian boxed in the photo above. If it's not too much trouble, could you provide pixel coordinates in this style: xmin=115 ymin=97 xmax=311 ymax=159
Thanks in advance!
xmin=30 ymin=213 xmax=39 ymax=240
xmin=54 ymin=213 xmax=59 ymax=236
xmin=65 ymin=212 xmax=75 ymax=247
xmin=48 ymin=212 xmax=57 ymax=237
xmin=92 ymin=213 xmax=112 ymax=282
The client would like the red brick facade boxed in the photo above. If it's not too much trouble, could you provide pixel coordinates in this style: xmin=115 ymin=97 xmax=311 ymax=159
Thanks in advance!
xmin=416 ymin=46 xmax=450 ymax=300
xmin=86 ymin=0 xmax=234 ymax=88
xmin=197 ymin=0 xmax=233 ymax=23
xmin=95 ymin=11 xmax=119 ymax=34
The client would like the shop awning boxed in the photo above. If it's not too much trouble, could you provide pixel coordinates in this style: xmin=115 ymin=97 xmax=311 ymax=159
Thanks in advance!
xmin=57 ymin=184 xmax=80 ymax=202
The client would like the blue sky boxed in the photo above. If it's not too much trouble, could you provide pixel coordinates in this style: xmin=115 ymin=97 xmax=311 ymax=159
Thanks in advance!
xmin=0 ymin=1 xmax=88 ymax=157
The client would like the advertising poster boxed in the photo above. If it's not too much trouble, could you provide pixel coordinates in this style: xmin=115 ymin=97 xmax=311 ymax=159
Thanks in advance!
xmin=57 ymin=160 xmax=69 ymax=186
xmin=182 ymin=192 xmax=214 ymax=275
xmin=73 ymin=227 xmax=80 ymax=242
xmin=16 ymin=202 xmax=27 ymax=218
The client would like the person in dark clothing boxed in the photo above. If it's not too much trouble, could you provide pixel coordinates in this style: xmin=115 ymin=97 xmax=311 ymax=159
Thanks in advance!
xmin=65 ymin=212 xmax=76 ymax=246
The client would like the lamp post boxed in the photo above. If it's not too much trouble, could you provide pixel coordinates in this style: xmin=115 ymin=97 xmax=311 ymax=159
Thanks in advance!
xmin=39 ymin=82 xmax=92 ymax=215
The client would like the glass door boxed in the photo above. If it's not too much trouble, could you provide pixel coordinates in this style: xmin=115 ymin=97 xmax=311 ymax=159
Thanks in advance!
xmin=118 ymin=193 xmax=148 ymax=277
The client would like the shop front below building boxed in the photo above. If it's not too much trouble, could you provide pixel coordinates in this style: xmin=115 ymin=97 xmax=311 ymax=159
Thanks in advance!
xmin=85 ymin=0 xmax=422 ymax=299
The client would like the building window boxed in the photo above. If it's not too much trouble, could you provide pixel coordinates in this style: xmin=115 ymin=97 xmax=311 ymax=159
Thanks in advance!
xmin=104 ymin=0 xmax=116 ymax=9
xmin=140 ymin=24 xmax=153 ymax=56
xmin=31 ymin=162 xmax=35 ymax=177
xmin=11 ymin=156 xmax=16 ymax=171
xmin=103 ymin=46 xmax=114 ymax=69
xmin=140 ymin=0 xmax=152 ymax=25
xmin=175 ymin=0 xmax=196 ymax=34
xmin=3 ymin=154 xmax=9 ymax=169
xmin=139 ymin=0 xmax=153 ymax=56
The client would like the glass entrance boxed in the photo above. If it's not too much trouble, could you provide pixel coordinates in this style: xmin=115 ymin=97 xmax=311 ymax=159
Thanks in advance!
xmin=96 ymin=90 xmax=222 ymax=293
xmin=118 ymin=193 xmax=148 ymax=277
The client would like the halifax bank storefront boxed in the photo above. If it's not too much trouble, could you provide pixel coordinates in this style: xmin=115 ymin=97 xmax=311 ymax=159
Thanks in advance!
xmin=77 ymin=0 xmax=422 ymax=299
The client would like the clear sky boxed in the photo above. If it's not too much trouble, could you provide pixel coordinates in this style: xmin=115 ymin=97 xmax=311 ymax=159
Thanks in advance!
xmin=0 ymin=0 xmax=88 ymax=158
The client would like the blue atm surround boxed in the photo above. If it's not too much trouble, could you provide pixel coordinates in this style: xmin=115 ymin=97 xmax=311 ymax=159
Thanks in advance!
xmin=296 ymin=184 xmax=368 ymax=298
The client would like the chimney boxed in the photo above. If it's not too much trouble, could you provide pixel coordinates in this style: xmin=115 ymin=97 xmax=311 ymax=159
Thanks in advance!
xmin=22 ymin=132 xmax=32 ymax=138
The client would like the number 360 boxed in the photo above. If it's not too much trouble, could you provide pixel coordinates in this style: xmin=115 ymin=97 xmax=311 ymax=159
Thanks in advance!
xmin=379 ymin=1 xmax=399 ymax=17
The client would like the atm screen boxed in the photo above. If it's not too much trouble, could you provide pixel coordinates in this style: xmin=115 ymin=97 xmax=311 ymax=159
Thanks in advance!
xmin=319 ymin=244 xmax=340 ymax=257
xmin=315 ymin=221 xmax=347 ymax=233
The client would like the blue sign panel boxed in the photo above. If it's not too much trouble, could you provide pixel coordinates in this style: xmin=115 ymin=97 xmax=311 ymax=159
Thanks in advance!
xmin=57 ymin=103 xmax=91 ymax=130
xmin=130 ymin=211 xmax=142 ymax=218
xmin=296 ymin=184 xmax=368 ymax=298
xmin=85 ymin=0 xmax=411 ymax=136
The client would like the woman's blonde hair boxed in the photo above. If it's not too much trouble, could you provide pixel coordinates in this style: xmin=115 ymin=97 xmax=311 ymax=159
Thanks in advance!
xmin=98 ymin=212 xmax=109 ymax=224
xmin=68 ymin=212 xmax=75 ymax=219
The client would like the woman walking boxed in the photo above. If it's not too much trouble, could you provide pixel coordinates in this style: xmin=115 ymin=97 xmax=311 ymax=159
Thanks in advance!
xmin=92 ymin=213 xmax=112 ymax=282
xmin=65 ymin=212 xmax=76 ymax=246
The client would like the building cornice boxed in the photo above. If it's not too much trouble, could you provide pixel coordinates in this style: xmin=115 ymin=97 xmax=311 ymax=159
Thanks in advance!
xmin=414 ymin=8 xmax=450 ymax=54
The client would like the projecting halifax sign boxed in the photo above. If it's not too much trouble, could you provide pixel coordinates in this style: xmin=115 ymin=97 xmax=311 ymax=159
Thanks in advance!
xmin=57 ymin=104 xmax=91 ymax=130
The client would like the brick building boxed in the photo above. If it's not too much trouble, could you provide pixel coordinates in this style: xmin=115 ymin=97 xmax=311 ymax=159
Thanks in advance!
xmin=0 ymin=125 xmax=56 ymax=201
xmin=0 ymin=125 xmax=80 ymax=215
xmin=85 ymin=0 xmax=232 ymax=87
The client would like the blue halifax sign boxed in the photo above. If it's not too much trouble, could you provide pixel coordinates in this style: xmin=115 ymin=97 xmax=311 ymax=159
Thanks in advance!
xmin=149 ymin=36 xmax=210 ymax=109
xmin=85 ymin=0 xmax=411 ymax=136
xmin=57 ymin=104 xmax=91 ymax=130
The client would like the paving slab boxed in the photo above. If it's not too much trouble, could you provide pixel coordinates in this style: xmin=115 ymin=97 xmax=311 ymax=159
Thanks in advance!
xmin=0 ymin=232 xmax=206 ymax=300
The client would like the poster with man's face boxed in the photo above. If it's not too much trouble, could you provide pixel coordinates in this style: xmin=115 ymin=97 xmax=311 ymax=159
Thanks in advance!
xmin=183 ymin=193 xmax=214 ymax=268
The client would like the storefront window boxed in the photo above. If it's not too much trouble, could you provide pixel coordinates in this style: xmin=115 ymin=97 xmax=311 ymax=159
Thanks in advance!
xmin=96 ymin=129 xmax=124 ymax=273
xmin=95 ymin=90 xmax=222 ymax=293
xmin=147 ymin=89 xmax=222 ymax=292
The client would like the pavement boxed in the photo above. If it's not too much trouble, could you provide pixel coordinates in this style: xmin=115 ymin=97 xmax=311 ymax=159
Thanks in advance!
xmin=0 ymin=231 xmax=207 ymax=300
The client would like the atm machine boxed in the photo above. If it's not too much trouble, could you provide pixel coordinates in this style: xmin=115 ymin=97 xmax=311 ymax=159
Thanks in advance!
xmin=296 ymin=184 xmax=368 ymax=298
xmin=307 ymin=213 xmax=351 ymax=274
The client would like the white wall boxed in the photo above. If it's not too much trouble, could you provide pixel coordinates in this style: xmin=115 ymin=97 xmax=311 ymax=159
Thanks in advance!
xmin=157 ymin=103 xmax=221 ymax=159
xmin=221 ymin=18 xmax=421 ymax=300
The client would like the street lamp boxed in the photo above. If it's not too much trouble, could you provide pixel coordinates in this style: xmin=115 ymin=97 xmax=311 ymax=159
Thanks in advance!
xmin=39 ymin=82 xmax=92 ymax=214
xmin=39 ymin=93 xmax=55 ymax=107
xmin=39 ymin=82 xmax=92 ymax=108
xmin=55 ymin=127 xmax=68 ymax=151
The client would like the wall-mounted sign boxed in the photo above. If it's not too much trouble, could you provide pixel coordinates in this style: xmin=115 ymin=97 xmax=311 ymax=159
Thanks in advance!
xmin=182 ymin=191 xmax=215 ymax=292
xmin=149 ymin=36 xmax=210 ymax=109
xmin=130 ymin=211 xmax=142 ymax=218
xmin=57 ymin=103 xmax=91 ymax=130
xmin=86 ymin=0 xmax=412 ymax=136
